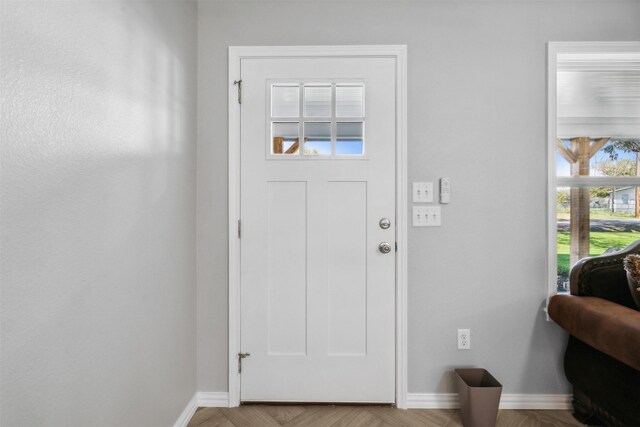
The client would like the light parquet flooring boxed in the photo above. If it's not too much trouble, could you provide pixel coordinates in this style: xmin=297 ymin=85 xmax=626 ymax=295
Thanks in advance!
xmin=187 ymin=405 xmax=584 ymax=427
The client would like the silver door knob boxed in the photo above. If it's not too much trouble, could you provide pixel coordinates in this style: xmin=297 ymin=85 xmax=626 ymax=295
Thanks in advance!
xmin=379 ymin=242 xmax=392 ymax=254
xmin=379 ymin=218 xmax=391 ymax=229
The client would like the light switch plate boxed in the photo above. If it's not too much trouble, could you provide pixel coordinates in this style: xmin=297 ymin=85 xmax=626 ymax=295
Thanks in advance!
xmin=413 ymin=206 xmax=428 ymax=226
xmin=413 ymin=206 xmax=441 ymax=227
xmin=413 ymin=182 xmax=434 ymax=203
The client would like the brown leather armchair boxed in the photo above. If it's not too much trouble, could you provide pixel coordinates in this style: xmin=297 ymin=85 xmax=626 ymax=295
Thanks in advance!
xmin=548 ymin=240 xmax=640 ymax=426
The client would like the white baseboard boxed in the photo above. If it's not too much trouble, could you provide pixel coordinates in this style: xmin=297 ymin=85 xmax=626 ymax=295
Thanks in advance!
xmin=173 ymin=393 xmax=199 ymax=427
xmin=173 ymin=392 xmax=230 ymax=427
xmin=198 ymin=391 xmax=230 ymax=407
xmin=407 ymin=393 xmax=459 ymax=409
xmin=407 ymin=393 xmax=572 ymax=410
xmin=499 ymin=394 xmax=572 ymax=409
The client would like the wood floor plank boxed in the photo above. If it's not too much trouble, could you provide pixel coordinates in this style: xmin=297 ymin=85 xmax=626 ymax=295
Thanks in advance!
xmin=186 ymin=408 xmax=234 ymax=427
xmin=497 ymin=410 xmax=583 ymax=427
xmin=366 ymin=407 xmax=435 ymax=426
xmin=239 ymin=405 xmax=284 ymax=427
xmin=410 ymin=409 xmax=462 ymax=426
xmin=217 ymin=406 xmax=280 ymax=427
xmin=328 ymin=407 xmax=391 ymax=427
xmin=260 ymin=405 xmax=307 ymax=424
xmin=186 ymin=405 xmax=584 ymax=427
xmin=282 ymin=405 xmax=355 ymax=427
xmin=277 ymin=405 xmax=326 ymax=426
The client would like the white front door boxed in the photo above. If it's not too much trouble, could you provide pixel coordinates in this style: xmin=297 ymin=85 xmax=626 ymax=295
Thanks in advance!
xmin=240 ymin=56 xmax=396 ymax=403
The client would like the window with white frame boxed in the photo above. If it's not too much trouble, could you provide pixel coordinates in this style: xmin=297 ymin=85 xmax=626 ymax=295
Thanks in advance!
xmin=269 ymin=83 xmax=365 ymax=157
xmin=548 ymin=43 xmax=640 ymax=294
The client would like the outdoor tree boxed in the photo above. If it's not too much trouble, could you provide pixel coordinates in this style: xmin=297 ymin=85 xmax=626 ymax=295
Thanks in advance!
xmin=590 ymin=157 xmax=636 ymax=207
xmin=594 ymin=157 xmax=635 ymax=176
xmin=557 ymin=189 xmax=570 ymax=207
xmin=603 ymin=139 xmax=640 ymax=217
xmin=603 ymin=139 xmax=640 ymax=161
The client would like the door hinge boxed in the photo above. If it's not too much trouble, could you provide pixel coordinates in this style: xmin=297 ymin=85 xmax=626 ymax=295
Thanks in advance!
xmin=238 ymin=352 xmax=250 ymax=373
xmin=233 ymin=79 xmax=242 ymax=104
xmin=238 ymin=220 xmax=241 ymax=238
xmin=395 ymin=242 xmax=398 ymax=252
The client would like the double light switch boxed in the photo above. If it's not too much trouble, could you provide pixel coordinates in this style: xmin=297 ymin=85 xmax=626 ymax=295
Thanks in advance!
xmin=412 ymin=182 xmax=433 ymax=203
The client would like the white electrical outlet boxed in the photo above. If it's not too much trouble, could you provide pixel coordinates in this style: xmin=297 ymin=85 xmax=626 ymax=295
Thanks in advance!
xmin=457 ymin=329 xmax=470 ymax=350
xmin=413 ymin=182 xmax=434 ymax=203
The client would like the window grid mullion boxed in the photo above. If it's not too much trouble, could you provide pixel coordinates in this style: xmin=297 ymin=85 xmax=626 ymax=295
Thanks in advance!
xmin=557 ymin=177 xmax=640 ymax=187
xmin=298 ymin=83 xmax=304 ymax=156
xmin=331 ymin=83 xmax=336 ymax=156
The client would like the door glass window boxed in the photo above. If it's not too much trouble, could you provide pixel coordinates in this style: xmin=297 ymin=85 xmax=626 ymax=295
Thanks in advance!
xmin=304 ymin=85 xmax=332 ymax=117
xmin=269 ymin=83 xmax=365 ymax=158
xmin=336 ymin=85 xmax=364 ymax=117
xmin=272 ymin=85 xmax=300 ymax=118
xmin=336 ymin=122 xmax=364 ymax=155
xmin=272 ymin=122 xmax=300 ymax=155
xmin=304 ymin=122 xmax=331 ymax=155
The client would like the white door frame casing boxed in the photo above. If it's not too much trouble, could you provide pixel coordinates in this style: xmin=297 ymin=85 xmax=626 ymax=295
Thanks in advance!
xmin=228 ymin=45 xmax=408 ymax=408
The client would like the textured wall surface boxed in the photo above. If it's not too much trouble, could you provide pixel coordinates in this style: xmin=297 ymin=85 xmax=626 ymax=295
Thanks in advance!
xmin=196 ymin=0 xmax=640 ymax=394
xmin=1 ymin=2 xmax=197 ymax=425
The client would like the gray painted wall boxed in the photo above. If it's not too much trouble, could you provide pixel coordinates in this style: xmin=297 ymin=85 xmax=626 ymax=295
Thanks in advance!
xmin=1 ymin=2 xmax=197 ymax=425
xmin=197 ymin=1 xmax=640 ymax=394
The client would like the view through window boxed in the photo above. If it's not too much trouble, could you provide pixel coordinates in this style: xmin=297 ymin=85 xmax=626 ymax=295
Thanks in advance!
xmin=553 ymin=47 xmax=640 ymax=292
xmin=556 ymin=141 xmax=640 ymax=292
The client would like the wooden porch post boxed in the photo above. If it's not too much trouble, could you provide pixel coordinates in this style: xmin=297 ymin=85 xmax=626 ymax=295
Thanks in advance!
xmin=569 ymin=137 xmax=592 ymax=267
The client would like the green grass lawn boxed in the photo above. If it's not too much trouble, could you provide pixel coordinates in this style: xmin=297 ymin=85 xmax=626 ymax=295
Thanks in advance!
xmin=557 ymin=231 xmax=640 ymax=274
